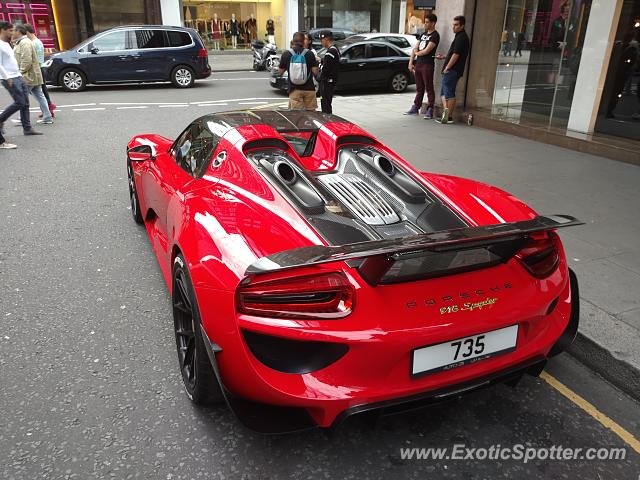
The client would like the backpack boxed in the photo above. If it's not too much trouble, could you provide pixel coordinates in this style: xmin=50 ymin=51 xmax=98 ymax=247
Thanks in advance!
xmin=288 ymin=48 xmax=309 ymax=85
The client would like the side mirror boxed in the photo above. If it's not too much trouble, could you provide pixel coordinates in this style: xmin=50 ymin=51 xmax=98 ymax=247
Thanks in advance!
xmin=128 ymin=144 xmax=154 ymax=162
xmin=340 ymin=57 xmax=348 ymax=63
xmin=90 ymin=47 xmax=99 ymax=54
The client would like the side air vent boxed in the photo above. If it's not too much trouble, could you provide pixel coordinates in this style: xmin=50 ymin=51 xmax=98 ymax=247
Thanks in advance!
xmin=319 ymin=174 xmax=400 ymax=225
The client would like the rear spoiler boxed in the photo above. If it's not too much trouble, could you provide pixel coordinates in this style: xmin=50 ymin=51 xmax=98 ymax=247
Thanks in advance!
xmin=244 ymin=215 xmax=583 ymax=284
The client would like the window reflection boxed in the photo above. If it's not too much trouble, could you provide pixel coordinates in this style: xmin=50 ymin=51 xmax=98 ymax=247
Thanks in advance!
xmin=492 ymin=0 xmax=592 ymax=129
xmin=595 ymin=0 xmax=640 ymax=141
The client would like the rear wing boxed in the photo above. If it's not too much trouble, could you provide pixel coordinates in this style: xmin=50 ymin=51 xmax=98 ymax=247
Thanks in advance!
xmin=244 ymin=215 xmax=583 ymax=285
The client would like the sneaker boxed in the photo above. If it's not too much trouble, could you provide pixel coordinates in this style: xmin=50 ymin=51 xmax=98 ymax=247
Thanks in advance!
xmin=24 ymin=129 xmax=43 ymax=136
xmin=403 ymin=105 xmax=419 ymax=115
xmin=423 ymin=107 xmax=433 ymax=119
xmin=37 ymin=118 xmax=54 ymax=124
xmin=0 ymin=142 xmax=17 ymax=149
xmin=436 ymin=107 xmax=449 ymax=124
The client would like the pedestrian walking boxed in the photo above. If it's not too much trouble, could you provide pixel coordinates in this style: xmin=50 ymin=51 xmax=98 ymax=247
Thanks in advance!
xmin=435 ymin=15 xmax=470 ymax=124
xmin=405 ymin=13 xmax=440 ymax=119
xmin=278 ymin=32 xmax=319 ymax=111
xmin=13 ymin=24 xmax=52 ymax=125
xmin=0 ymin=21 xmax=42 ymax=137
xmin=515 ymin=31 xmax=525 ymax=57
xmin=319 ymin=30 xmax=339 ymax=114
xmin=24 ymin=24 xmax=55 ymax=118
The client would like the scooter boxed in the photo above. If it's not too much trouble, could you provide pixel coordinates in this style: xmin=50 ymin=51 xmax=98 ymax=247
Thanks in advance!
xmin=252 ymin=39 xmax=277 ymax=71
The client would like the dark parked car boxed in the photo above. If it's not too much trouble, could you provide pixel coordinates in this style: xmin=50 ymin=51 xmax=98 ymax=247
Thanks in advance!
xmin=308 ymin=28 xmax=356 ymax=50
xmin=271 ymin=39 xmax=414 ymax=93
xmin=42 ymin=25 xmax=211 ymax=92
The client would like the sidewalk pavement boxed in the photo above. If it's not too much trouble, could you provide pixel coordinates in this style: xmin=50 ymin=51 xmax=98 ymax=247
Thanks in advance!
xmin=327 ymin=92 xmax=640 ymax=399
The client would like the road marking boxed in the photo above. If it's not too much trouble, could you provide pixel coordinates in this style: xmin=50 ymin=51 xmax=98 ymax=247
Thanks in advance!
xmin=56 ymin=103 xmax=97 ymax=108
xmin=198 ymin=103 xmax=228 ymax=106
xmin=159 ymin=104 xmax=189 ymax=108
xmin=540 ymin=372 xmax=640 ymax=454
xmin=101 ymin=102 xmax=188 ymax=106
xmin=250 ymin=101 xmax=288 ymax=110
xmin=190 ymin=97 xmax=282 ymax=104
xmin=238 ymin=101 xmax=268 ymax=105
xmin=117 ymin=106 xmax=148 ymax=110
xmin=72 ymin=107 xmax=105 ymax=111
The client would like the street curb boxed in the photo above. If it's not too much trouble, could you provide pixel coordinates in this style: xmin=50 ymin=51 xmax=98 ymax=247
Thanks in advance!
xmin=568 ymin=332 xmax=640 ymax=401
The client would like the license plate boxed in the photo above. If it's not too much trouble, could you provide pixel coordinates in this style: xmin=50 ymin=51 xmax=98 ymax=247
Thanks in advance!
xmin=411 ymin=325 xmax=518 ymax=377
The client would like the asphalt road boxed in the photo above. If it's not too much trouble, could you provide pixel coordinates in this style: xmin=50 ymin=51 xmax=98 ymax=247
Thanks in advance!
xmin=0 ymin=73 xmax=638 ymax=479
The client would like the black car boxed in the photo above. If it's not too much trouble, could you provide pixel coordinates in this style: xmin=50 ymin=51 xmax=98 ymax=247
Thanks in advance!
xmin=308 ymin=28 xmax=356 ymax=50
xmin=271 ymin=39 xmax=414 ymax=93
xmin=42 ymin=25 xmax=211 ymax=92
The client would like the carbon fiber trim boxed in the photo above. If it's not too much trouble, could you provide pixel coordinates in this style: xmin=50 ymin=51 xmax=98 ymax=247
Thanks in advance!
xmin=244 ymin=215 xmax=584 ymax=276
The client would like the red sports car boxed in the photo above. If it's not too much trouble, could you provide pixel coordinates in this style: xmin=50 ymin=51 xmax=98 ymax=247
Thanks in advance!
xmin=126 ymin=110 xmax=582 ymax=433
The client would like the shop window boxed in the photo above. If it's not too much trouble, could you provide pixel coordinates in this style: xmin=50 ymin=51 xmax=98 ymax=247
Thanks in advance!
xmin=595 ymin=0 xmax=640 ymax=141
xmin=491 ymin=0 xmax=592 ymax=129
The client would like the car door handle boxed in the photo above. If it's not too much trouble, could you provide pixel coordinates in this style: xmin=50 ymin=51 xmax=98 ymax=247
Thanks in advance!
xmin=358 ymin=63 xmax=366 ymax=67
xmin=388 ymin=59 xmax=397 ymax=63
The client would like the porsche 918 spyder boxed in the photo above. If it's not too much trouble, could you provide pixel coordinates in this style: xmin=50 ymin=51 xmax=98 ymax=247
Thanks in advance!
xmin=126 ymin=110 xmax=582 ymax=433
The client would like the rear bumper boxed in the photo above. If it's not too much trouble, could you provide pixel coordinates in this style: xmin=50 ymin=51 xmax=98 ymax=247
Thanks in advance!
xmin=196 ymin=65 xmax=212 ymax=79
xmin=199 ymin=267 xmax=580 ymax=433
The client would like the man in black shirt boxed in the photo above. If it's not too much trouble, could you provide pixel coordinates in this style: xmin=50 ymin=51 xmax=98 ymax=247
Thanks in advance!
xmin=278 ymin=32 xmax=319 ymax=110
xmin=319 ymin=30 xmax=340 ymax=114
xmin=435 ymin=15 xmax=470 ymax=124
xmin=405 ymin=13 xmax=439 ymax=119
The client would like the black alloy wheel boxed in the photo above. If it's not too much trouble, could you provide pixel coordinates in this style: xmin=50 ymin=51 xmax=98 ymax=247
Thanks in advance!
xmin=172 ymin=254 xmax=224 ymax=405
xmin=127 ymin=161 xmax=143 ymax=224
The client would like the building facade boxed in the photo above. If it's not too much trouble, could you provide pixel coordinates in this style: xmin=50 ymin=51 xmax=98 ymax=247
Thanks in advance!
xmin=462 ymin=0 xmax=639 ymax=153
xmin=3 ymin=0 xmax=164 ymax=51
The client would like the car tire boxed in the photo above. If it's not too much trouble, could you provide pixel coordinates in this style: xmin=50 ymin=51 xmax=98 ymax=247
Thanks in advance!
xmin=127 ymin=160 xmax=143 ymax=224
xmin=389 ymin=72 xmax=409 ymax=93
xmin=59 ymin=68 xmax=87 ymax=92
xmin=171 ymin=65 xmax=195 ymax=88
xmin=172 ymin=254 xmax=225 ymax=405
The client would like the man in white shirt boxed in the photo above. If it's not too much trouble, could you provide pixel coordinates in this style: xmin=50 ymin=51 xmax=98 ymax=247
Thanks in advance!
xmin=0 ymin=21 xmax=42 ymax=137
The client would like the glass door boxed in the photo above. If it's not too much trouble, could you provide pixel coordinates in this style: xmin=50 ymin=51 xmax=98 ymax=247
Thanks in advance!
xmin=492 ymin=0 xmax=592 ymax=129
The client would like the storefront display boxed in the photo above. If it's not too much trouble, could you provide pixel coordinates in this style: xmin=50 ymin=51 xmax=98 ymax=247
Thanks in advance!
xmin=183 ymin=1 xmax=276 ymax=50
xmin=299 ymin=0 xmax=383 ymax=33
xmin=0 ymin=1 xmax=57 ymax=49
xmin=491 ymin=0 xmax=592 ymax=129
xmin=595 ymin=0 xmax=640 ymax=141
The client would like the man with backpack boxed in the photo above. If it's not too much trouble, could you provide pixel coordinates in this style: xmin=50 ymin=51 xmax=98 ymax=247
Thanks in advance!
xmin=278 ymin=32 xmax=319 ymax=111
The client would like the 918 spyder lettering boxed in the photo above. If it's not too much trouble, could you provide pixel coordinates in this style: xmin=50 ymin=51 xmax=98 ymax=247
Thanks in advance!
xmin=440 ymin=298 xmax=498 ymax=315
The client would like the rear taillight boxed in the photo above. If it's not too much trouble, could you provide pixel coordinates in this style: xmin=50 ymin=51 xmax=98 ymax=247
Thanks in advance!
xmin=516 ymin=231 xmax=561 ymax=279
xmin=198 ymin=48 xmax=208 ymax=58
xmin=237 ymin=272 xmax=354 ymax=319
